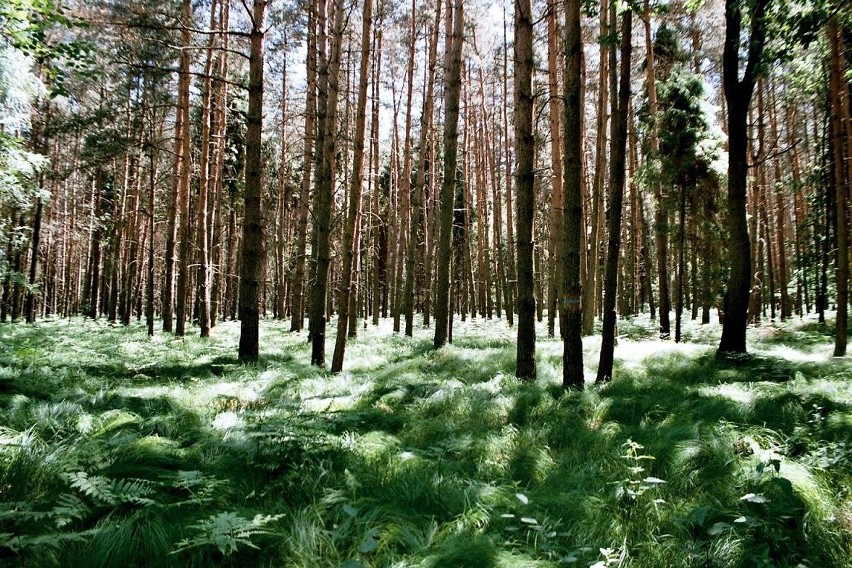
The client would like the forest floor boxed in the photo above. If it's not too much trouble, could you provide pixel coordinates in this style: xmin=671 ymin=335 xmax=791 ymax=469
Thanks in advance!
xmin=1 ymin=313 xmax=851 ymax=567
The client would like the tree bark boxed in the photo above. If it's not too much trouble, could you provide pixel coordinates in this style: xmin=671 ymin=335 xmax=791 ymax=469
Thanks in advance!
xmin=170 ymin=0 xmax=192 ymax=335
xmin=24 ymin=195 xmax=43 ymax=323
xmin=718 ymin=0 xmax=769 ymax=355
xmin=237 ymin=0 xmax=268 ymax=363
xmin=433 ymin=0 xmax=464 ymax=349
xmin=331 ymin=0 xmax=372 ymax=373
xmin=596 ymin=7 xmax=632 ymax=384
xmin=502 ymin=8 xmax=515 ymax=327
xmin=643 ymin=0 xmax=670 ymax=338
xmin=829 ymin=14 xmax=848 ymax=356
xmin=546 ymin=0 xmax=564 ymax=337
xmin=196 ymin=0 xmax=218 ymax=338
xmin=290 ymin=3 xmax=317 ymax=333
xmin=514 ymin=0 xmax=536 ymax=378
xmin=582 ymin=0 xmax=609 ymax=336
xmin=309 ymin=0 xmax=345 ymax=366
xmin=562 ymin=0 xmax=583 ymax=389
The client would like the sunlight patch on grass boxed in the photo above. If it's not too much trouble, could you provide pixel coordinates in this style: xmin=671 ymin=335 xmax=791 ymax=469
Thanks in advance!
xmin=211 ymin=411 xmax=244 ymax=431
xmin=754 ymin=343 xmax=835 ymax=364
xmin=698 ymin=383 xmax=755 ymax=406
xmin=343 ymin=430 xmax=402 ymax=461
xmin=779 ymin=461 xmax=837 ymax=520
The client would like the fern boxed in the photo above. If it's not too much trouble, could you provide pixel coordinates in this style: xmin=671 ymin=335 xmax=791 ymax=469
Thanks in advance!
xmin=2 ymin=528 xmax=95 ymax=552
xmin=174 ymin=511 xmax=284 ymax=556
xmin=65 ymin=471 xmax=156 ymax=506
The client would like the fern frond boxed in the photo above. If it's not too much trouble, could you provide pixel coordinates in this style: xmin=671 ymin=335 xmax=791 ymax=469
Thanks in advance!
xmin=65 ymin=471 xmax=156 ymax=506
xmin=173 ymin=511 xmax=284 ymax=556
xmin=1 ymin=528 xmax=95 ymax=553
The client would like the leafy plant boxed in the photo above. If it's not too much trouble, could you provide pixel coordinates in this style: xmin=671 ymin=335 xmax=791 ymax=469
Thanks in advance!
xmin=174 ymin=512 xmax=283 ymax=556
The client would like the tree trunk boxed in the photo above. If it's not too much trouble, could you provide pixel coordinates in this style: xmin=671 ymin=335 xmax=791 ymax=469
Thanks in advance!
xmin=596 ymin=7 xmax=632 ymax=384
xmin=146 ymin=136 xmax=156 ymax=337
xmin=196 ymin=0 xmax=218 ymax=338
xmin=502 ymin=8 xmax=515 ymax=327
xmin=87 ymin=170 xmax=106 ymax=320
xmin=644 ymin=0 xmax=670 ymax=338
xmin=24 ymin=196 xmax=43 ymax=323
xmin=582 ymin=0 xmax=609 ymax=336
xmin=829 ymin=14 xmax=848 ymax=356
xmin=290 ymin=4 xmax=316 ymax=333
xmin=546 ymin=0 xmax=564 ymax=337
xmin=433 ymin=0 xmax=464 ymax=349
xmin=718 ymin=0 xmax=769 ymax=355
xmin=275 ymin=67 xmax=289 ymax=321
xmin=514 ymin=0 xmax=536 ymax=378
xmin=164 ymin=0 xmax=191 ymax=333
xmin=209 ymin=0 xmax=230 ymax=327
xmin=331 ymin=0 xmax=372 ymax=373
xmin=562 ymin=0 xmax=583 ymax=389
xmin=769 ymin=82 xmax=790 ymax=320
xmin=237 ymin=0 xmax=268 ymax=363
xmin=675 ymin=183 xmax=685 ymax=342
xmin=404 ymin=2 xmax=441 ymax=335
xmin=370 ymin=30 xmax=384 ymax=327
xmin=309 ymin=0 xmax=345 ymax=366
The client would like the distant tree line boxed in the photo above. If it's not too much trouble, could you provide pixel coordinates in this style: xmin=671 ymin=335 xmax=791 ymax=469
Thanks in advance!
xmin=0 ymin=0 xmax=850 ymax=380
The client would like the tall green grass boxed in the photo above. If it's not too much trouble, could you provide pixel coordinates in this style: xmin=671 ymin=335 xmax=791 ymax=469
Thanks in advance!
xmin=0 ymin=315 xmax=849 ymax=566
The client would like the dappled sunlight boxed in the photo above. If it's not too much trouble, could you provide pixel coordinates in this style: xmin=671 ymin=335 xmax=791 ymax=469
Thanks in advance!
xmin=698 ymin=383 xmax=755 ymax=406
xmin=755 ymin=342 xmax=836 ymax=363
xmin=1 ymin=316 xmax=850 ymax=566
xmin=211 ymin=411 xmax=244 ymax=431
xmin=617 ymin=337 xmax=710 ymax=371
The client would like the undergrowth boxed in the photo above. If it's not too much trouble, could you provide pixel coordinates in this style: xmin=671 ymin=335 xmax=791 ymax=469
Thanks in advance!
xmin=0 ymin=314 xmax=850 ymax=567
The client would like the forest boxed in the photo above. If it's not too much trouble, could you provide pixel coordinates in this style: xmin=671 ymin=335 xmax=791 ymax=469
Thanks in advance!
xmin=1 ymin=0 xmax=851 ymax=565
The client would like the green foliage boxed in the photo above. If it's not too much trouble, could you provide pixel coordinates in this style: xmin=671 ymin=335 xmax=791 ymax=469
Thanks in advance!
xmin=0 ymin=0 xmax=91 ymax=96
xmin=174 ymin=512 xmax=284 ymax=556
xmin=0 ymin=317 xmax=849 ymax=566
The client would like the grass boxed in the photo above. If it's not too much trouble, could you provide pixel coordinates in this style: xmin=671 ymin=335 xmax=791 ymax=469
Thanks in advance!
xmin=0 ymin=313 xmax=850 ymax=567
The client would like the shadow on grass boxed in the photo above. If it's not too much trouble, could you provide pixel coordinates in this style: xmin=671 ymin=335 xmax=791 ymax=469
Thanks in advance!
xmin=2 ymin=318 xmax=851 ymax=567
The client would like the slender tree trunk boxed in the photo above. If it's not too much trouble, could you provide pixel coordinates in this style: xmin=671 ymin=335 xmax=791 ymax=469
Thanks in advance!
xmin=24 ymin=196 xmax=43 ymax=323
xmin=434 ymin=0 xmax=464 ymax=349
xmin=644 ymin=0 xmax=670 ymax=338
xmin=309 ymin=0 xmax=345 ymax=365
xmin=829 ymin=14 xmax=848 ymax=356
xmin=87 ymin=171 xmax=106 ymax=320
xmin=331 ymin=0 xmax=372 ymax=373
xmin=393 ymin=38 xmax=415 ymax=333
xmin=502 ymin=8 xmax=515 ymax=327
xmin=209 ymin=0 xmax=230 ymax=327
xmin=718 ymin=0 xmax=769 ymax=354
xmin=596 ymin=7 xmax=632 ymax=384
xmin=769 ymin=82 xmax=790 ymax=320
xmin=196 ymin=0 xmax=218 ymax=338
xmin=514 ymin=0 xmax=536 ymax=378
xmin=162 ymin=0 xmax=192 ymax=331
xmin=562 ymin=0 xmax=583 ymax=389
xmin=675 ymin=184 xmax=686 ymax=342
xmin=146 ymin=137 xmax=156 ymax=337
xmin=370 ymin=30 xmax=384 ymax=327
xmin=163 ymin=0 xmax=191 ymax=333
xmin=546 ymin=0 xmax=564 ymax=337
xmin=275 ymin=67 xmax=289 ymax=321
xmin=237 ymin=0 xmax=268 ymax=363
xmin=290 ymin=3 xmax=317 ymax=333
xmin=582 ymin=0 xmax=609 ymax=336
xmin=405 ymin=1 xmax=441 ymax=335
